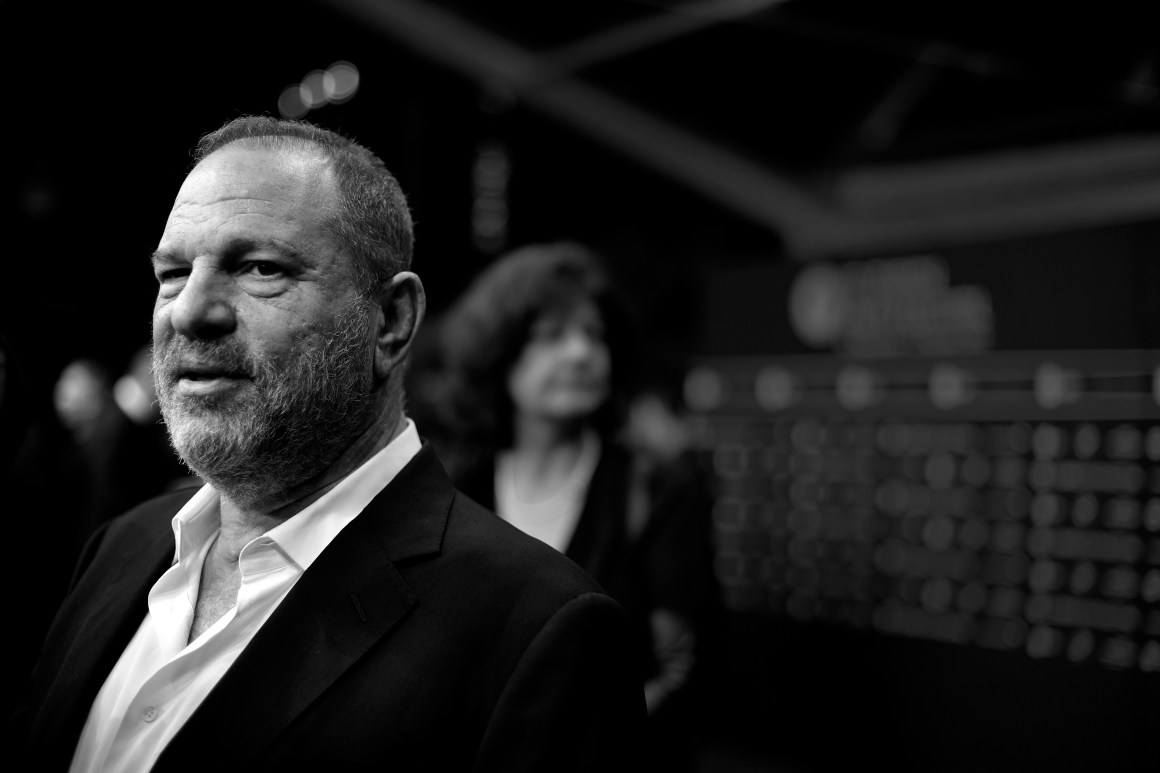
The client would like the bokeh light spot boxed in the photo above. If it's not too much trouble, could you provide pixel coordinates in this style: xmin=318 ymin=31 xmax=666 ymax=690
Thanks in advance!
xmin=278 ymin=84 xmax=308 ymax=119
xmin=324 ymin=60 xmax=360 ymax=103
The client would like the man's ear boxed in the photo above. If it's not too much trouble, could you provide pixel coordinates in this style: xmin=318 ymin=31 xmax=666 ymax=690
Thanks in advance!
xmin=373 ymin=271 xmax=426 ymax=380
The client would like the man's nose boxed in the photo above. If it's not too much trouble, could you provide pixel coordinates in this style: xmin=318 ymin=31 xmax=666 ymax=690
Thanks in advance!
xmin=168 ymin=267 xmax=237 ymax=340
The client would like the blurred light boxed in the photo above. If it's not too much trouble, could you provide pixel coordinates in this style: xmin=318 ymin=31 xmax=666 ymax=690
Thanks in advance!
xmin=1032 ymin=423 xmax=1064 ymax=459
xmin=929 ymin=362 xmax=976 ymax=409
xmin=113 ymin=374 xmax=153 ymax=424
xmin=323 ymin=61 xmax=360 ymax=103
xmin=1030 ymin=493 xmax=1063 ymax=527
xmin=54 ymin=360 xmax=107 ymax=434
xmin=923 ymin=451 xmax=957 ymax=490
xmin=278 ymin=61 xmax=360 ymax=119
xmin=959 ymin=453 xmax=991 ymax=487
xmin=1071 ymin=493 xmax=1099 ymax=527
xmin=1103 ymin=497 xmax=1140 ymax=529
xmin=1139 ymin=640 xmax=1160 ymax=672
xmin=1035 ymin=362 xmax=1082 ymax=409
xmin=999 ymin=620 xmax=1027 ymax=649
xmin=755 ymin=366 xmax=797 ymax=411
xmin=300 ymin=69 xmax=328 ymax=109
xmin=684 ymin=367 xmax=724 ymax=411
xmin=278 ymin=84 xmax=308 ymax=119
xmin=920 ymin=578 xmax=953 ymax=613
xmin=1145 ymin=498 xmax=1160 ymax=531
xmin=788 ymin=264 xmax=847 ymax=348
xmin=1101 ymin=566 xmax=1140 ymax=599
xmin=1147 ymin=426 xmax=1160 ymax=461
xmin=1073 ymin=423 xmax=1101 ymax=459
xmin=1106 ymin=423 xmax=1143 ymax=459
xmin=835 ymin=365 xmax=877 ymax=410
xmin=1026 ymin=626 xmax=1063 ymax=660
xmin=471 ymin=140 xmax=510 ymax=254
xmin=1069 ymin=562 xmax=1098 ymax=595
xmin=1028 ymin=560 xmax=1062 ymax=593
xmin=1098 ymin=637 xmax=1137 ymax=669
xmin=1066 ymin=630 xmax=1095 ymax=663
xmin=955 ymin=581 xmax=987 ymax=614
xmin=922 ymin=515 xmax=955 ymax=551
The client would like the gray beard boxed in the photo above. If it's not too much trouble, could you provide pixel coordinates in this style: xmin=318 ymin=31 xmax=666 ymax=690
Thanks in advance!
xmin=153 ymin=300 xmax=377 ymax=510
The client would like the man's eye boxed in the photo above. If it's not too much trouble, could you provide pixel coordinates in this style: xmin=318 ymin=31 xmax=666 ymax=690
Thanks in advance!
xmin=156 ymin=268 xmax=189 ymax=284
xmin=243 ymin=261 xmax=283 ymax=277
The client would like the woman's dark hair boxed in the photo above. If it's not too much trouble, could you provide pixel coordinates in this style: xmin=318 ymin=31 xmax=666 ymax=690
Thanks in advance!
xmin=435 ymin=241 xmax=638 ymax=454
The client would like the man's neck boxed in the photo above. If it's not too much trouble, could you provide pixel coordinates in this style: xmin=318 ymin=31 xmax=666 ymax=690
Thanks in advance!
xmin=214 ymin=408 xmax=407 ymax=561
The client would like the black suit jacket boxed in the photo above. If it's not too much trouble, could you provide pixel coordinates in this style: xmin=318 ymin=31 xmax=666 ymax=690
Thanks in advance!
xmin=15 ymin=444 xmax=645 ymax=772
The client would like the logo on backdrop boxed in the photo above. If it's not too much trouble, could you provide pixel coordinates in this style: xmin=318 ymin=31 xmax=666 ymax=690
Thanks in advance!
xmin=788 ymin=255 xmax=993 ymax=356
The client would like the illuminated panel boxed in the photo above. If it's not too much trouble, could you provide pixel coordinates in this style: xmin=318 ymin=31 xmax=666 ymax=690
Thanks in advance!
xmin=689 ymin=221 xmax=1160 ymax=672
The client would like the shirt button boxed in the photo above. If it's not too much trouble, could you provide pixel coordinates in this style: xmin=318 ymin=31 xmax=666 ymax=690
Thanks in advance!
xmin=142 ymin=706 xmax=158 ymax=723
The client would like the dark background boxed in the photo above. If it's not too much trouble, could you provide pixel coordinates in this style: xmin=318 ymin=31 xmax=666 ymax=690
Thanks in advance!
xmin=5 ymin=2 xmax=1160 ymax=771
xmin=8 ymin=0 xmax=1159 ymax=397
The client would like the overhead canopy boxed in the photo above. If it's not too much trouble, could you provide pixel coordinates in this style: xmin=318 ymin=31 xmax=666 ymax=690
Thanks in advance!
xmin=320 ymin=0 xmax=1160 ymax=257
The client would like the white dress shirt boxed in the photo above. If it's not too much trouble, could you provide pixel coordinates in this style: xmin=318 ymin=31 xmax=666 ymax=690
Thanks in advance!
xmin=69 ymin=420 xmax=422 ymax=773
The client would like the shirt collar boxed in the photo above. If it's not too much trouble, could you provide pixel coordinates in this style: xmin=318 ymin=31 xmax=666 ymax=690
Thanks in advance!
xmin=169 ymin=419 xmax=423 ymax=571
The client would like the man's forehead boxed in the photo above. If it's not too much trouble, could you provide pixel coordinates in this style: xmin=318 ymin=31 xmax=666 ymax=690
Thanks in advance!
xmin=161 ymin=147 xmax=336 ymax=239
xmin=160 ymin=143 xmax=343 ymax=261
xmin=183 ymin=143 xmax=334 ymax=198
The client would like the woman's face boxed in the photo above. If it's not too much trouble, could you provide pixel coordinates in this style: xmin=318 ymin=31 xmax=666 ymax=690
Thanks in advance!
xmin=507 ymin=299 xmax=611 ymax=425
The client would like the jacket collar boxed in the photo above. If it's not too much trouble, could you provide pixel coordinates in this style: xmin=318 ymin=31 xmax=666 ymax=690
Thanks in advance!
xmin=154 ymin=442 xmax=454 ymax=766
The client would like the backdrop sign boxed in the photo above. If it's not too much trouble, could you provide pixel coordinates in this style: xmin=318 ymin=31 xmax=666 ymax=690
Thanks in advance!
xmin=788 ymin=255 xmax=994 ymax=357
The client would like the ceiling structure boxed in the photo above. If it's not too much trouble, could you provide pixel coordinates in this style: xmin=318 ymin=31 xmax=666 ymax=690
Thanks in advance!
xmin=319 ymin=0 xmax=1160 ymax=259
xmin=5 ymin=0 xmax=1160 ymax=383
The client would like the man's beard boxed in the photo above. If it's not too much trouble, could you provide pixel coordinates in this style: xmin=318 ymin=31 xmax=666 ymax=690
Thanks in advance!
xmin=153 ymin=300 xmax=377 ymax=510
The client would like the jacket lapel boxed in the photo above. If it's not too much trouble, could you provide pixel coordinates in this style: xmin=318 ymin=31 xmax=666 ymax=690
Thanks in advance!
xmin=30 ymin=507 xmax=178 ymax=766
xmin=156 ymin=444 xmax=454 ymax=766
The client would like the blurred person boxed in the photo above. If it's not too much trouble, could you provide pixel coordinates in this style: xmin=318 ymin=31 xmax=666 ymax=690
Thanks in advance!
xmin=12 ymin=116 xmax=644 ymax=772
xmin=111 ymin=344 xmax=202 ymax=495
xmin=2 ymin=341 xmax=91 ymax=741
xmin=53 ymin=354 xmax=195 ymax=553
xmin=436 ymin=242 xmax=720 ymax=771
xmin=53 ymin=357 xmax=141 ymax=547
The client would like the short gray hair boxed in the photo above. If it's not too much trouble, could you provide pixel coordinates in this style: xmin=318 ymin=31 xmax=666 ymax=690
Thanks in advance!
xmin=193 ymin=115 xmax=413 ymax=296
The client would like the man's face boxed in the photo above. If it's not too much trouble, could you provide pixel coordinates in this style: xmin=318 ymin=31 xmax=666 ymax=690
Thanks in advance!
xmin=151 ymin=144 xmax=376 ymax=506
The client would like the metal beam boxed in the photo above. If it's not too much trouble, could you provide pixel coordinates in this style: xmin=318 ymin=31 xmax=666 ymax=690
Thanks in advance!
xmin=317 ymin=0 xmax=829 ymax=243
xmin=318 ymin=0 xmax=1160 ymax=261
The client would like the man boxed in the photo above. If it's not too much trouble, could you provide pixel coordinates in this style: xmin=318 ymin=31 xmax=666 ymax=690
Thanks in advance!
xmin=14 ymin=116 xmax=645 ymax=772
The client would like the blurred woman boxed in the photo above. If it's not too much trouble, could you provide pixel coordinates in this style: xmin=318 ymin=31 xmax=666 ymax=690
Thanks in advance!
xmin=435 ymin=242 xmax=719 ymax=769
